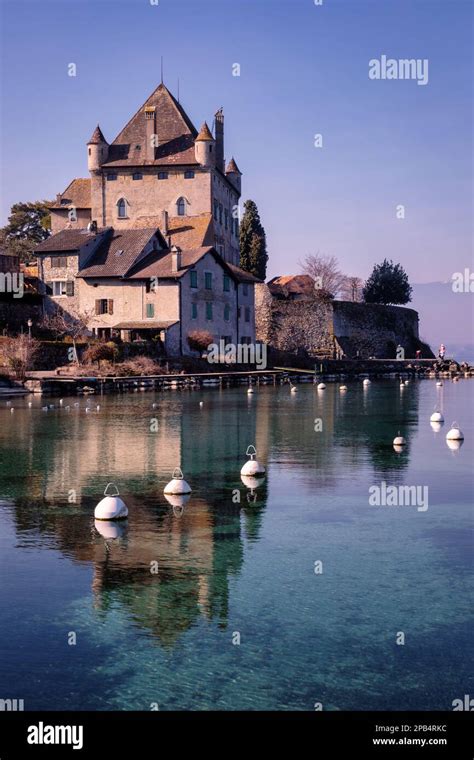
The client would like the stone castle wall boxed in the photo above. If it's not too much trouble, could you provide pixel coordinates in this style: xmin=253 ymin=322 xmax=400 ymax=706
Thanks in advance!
xmin=255 ymin=284 xmax=431 ymax=359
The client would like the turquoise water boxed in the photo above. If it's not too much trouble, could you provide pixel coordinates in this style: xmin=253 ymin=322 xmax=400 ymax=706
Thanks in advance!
xmin=0 ymin=379 xmax=472 ymax=711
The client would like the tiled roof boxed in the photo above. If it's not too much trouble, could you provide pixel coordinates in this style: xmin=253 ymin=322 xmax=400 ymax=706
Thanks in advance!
xmin=35 ymin=227 xmax=103 ymax=253
xmin=113 ymin=320 xmax=177 ymax=330
xmin=128 ymin=213 xmax=214 ymax=249
xmin=268 ymin=274 xmax=315 ymax=296
xmin=195 ymin=122 xmax=214 ymax=141
xmin=127 ymin=247 xmax=216 ymax=280
xmin=88 ymin=125 xmax=107 ymax=145
xmin=226 ymin=157 xmax=241 ymax=174
xmin=77 ymin=228 xmax=160 ymax=278
xmin=49 ymin=178 xmax=91 ymax=209
xmin=227 ymin=263 xmax=262 ymax=283
xmin=103 ymin=83 xmax=199 ymax=167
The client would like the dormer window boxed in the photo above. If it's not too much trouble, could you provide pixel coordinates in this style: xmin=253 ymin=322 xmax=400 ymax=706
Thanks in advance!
xmin=107 ymin=173 xmax=117 ymax=181
xmin=132 ymin=172 xmax=143 ymax=181
xmin=177 ymin=197 xmax=186 ymax=216
xmin=184 ymin=170 xmax=195 ymax=179
xmin=117 ymin=198 xmax=128 ymax=218
xmin=158 ymin=172 xmax=168 ymax=180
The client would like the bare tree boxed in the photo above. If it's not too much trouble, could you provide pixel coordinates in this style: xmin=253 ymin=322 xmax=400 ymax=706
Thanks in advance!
xmin=41 ymin=308 xmax=94 ymax=364
xmin=0 ymin=335 xmax=40 ymax=380
xmin=299 ymin=253 xmax=346 ymax=299
xmin=341 ymin=276 xmax=363 ymax=302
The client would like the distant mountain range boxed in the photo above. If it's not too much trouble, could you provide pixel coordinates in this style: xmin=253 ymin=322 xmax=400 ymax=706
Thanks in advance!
xmin=410 ymin=281 xmax=474 ymax=362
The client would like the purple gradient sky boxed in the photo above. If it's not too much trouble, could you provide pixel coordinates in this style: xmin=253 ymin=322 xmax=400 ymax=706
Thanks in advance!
xmin=0 ymin=0 xmax=472 ymax=284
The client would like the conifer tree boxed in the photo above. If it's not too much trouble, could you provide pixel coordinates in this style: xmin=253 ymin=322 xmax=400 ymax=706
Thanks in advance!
xmin=239 ymin=200 xmax=268 ymax=280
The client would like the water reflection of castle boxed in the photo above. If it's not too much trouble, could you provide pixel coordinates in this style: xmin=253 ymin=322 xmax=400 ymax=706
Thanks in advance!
xmin=3 ymin=383 xmax=420 ymax=645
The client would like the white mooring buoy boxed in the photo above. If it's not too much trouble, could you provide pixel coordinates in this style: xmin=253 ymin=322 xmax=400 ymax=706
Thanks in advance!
xmin=10 ymin=408 xmax=14 ymax=414
xmin=393 ymin=432 xmax=406 ymax=446
xmin=436 ymin=381 xmax=443 ymax=387
xmin=164 ymin=467 xmax=192 ymax=495
xmin=241 ymin=445 xmax=266 ymax=476
xmin=317 ymin=383 xmax=326 ymax=390
xmin=94 ymin=483 xmax=128 ymax=521
xmin=404 ymin=380 xmax=410 ymax=385
xmin=339 ymin=385 xmax=348 ymax=392
xmin=430 ymin=409 xmax=444 ymax=423
xmin=446 ymin=423 xmax=464 ymax=441
xmin=247 ymin=386 xmax=255 ymax=395
xmin=363 ymin=378 xmax=371 ymax=386
xmin=199 ymin=401 xmax=204 ymax=408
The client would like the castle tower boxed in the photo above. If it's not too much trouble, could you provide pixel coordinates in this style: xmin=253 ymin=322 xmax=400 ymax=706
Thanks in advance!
xmin=87 ymin=124 xmax=109 ymax=172
xmin=195 ymin=122 xmax=215 ymax=167
xmin=214 ymin=108 xmax=224 ymax=172
xmin=225 ymin=157 xmax=242 ymax=194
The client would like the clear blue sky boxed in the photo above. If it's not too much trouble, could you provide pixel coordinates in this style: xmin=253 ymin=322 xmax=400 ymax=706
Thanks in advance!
xmin=0 ymin=0 xmax=472 ymax=283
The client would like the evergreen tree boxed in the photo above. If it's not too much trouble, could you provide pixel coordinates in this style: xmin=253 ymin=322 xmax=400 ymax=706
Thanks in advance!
xmin=239 ymin=200 xmax=268 ymax=280
xmin=363 ymin=259 xmax=412 ymax=305
xmin=1 ymin=201 xmax=51 ymax=262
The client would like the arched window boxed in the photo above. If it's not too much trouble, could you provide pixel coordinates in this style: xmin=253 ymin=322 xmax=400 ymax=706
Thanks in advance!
xmin=176 ymin=197 xmax=186 ymax=216
xmin=117 ymin=198 xmax=127 ymax=218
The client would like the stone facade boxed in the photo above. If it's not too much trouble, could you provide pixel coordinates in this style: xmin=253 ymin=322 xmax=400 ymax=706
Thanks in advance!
xmin=255 ymin=283 xmax=430 ymax=359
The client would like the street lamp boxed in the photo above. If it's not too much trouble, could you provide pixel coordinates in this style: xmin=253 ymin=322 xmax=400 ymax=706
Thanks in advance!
xmin=27 ymin=318 xmax=33 ymax=340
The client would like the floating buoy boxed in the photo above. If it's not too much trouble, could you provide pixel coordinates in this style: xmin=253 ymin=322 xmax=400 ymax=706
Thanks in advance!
xmin=400 ymin=381 xmax=405 ymax=388
xmin=164 ymin=467 xmax=192 ymax=495
xmin=436 ymin=381 xmax=443 ymax=387
xmin=339 ymin=385 xmax=348 ymax=392
xmin=94 ymin=483 xmax=128 ymax=521
xmin=247 ymin=387 xmax=255 ymax=395
xmin=317 ymin=383 xmax=326 ymax=390
xmin=393 ymin=432 xmax=406 ymax=446
xmin=240 ymin=445 xmax=266 ymax=476
xmin=28 ymin=401 xmax=32 ymax=408
xmin=96 ymin=405 xmax=100 ymax=412
xmin=42 ymin=406 xmax=48 ymax=412
xmin=59 ymin=399 xmax=63 ymax=406
xmin=430 ymin=410 xmax=444 ymax=423
xmin=446 ymin=438 xmax=463 ymax=451
xmin=363 ymin=378 xmax=371 ymax=386
xmin=85 ymin=408 xmax=90 ymax=414
xmin=290 ymin=382 xmax=298 ymax=393
xmin=199 ymin=401 xmax=204 ymax=408
xmin=10 ymin=408 xmax=14 ymax=414
xmin=446 ymin=423 xmax=464 ymax=441
xmin=404 ymin=380 xmax=410 ymax=385
xmin=152 ymin=403 xmax=158 ymax=409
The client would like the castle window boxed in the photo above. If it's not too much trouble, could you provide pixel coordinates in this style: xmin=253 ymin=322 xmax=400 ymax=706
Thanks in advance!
xmin=158 ymin=172 xmax=168 ymax=180
xmin=107 ymin=173 xmax=117 ymax=181
xmin=219 ymin=204 xmax=223 ymax=224
xmin=206 ymin=302 xmax=213 ymax=321
xmin=184 ymin=170 xmax=195 ymax=179
xmin=190 ymin=270 xmax=198 ymax=288
xmin=95 ymin=299 xmax=113 ymax=315
xmin=117 ymin=198 xmax=127 ymax=218
xmin=88 ymin=148 xmax=91 ymax=156
xmin=224 ymin=209 xmax=229 ymax=230
xmin=52 ymin=281 xmax=67 ymax=297
xmin=132 ymin=172 xmax=143 ymax=181
xmin=176 ymin=197 xmax=186 ymax=216
xmin=209 ymin=145 xmax=213 ymax=153
xmin=224 ymin=304 xmax=230 ymax=322
xmin=245 ymin=307 xmax=250 ymax=322
xmin=146 ymin=303 xmax=155 ymax=318
xmin=205 ymin=272 xmax=212 ymax=290
xmin=223 ymin=274 xmax=230 ymax=292
xmin=243 ymin=283 xmax=249 ymax=296
xmin=51 ymin=256 xmax=67 ymax=268
xmin=213 ymin=199 xmax=219 ymax=220
xmin=191 ymin=303 xmax=198 ymax=320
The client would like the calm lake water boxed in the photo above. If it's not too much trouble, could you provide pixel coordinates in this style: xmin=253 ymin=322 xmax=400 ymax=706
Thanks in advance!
xmin=0 ymin=379 xmax=472 ymax=711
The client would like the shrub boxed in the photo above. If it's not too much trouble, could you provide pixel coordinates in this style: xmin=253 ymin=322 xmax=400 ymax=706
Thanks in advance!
xmin=82 ymin=342 xmax=119 ymax=366
xmin=187 ymin=330 xmax=214 ymax=353
xmin=0 ymin=336 xmax=40 ymax=380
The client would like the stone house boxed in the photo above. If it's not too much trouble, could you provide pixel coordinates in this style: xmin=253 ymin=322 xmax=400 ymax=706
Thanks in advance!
xmin=36 ymin=81 xmax=259 ymax=354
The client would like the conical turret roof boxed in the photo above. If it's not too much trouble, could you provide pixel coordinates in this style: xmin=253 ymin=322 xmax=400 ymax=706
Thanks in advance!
xmin=195 ymin=122 xmax=214 ymax=142
xmin=87 ymin=124 xmax=107 ymax=145
xmin=226 ymin=157 xmax=241 ymax=175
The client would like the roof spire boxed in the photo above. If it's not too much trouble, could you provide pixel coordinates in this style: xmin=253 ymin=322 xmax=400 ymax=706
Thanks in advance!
xmin=161 ymin=56 xmax=164 ymax=84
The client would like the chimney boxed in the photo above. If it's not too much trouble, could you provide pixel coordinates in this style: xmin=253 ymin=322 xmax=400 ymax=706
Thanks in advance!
xmin=162 ymin=209 xmax=168 ymax=236
xmin=171 ymin=245 xmax=182 ymax=273
xmin=215 ymin=108 xmax=224 ymax=172
xmin=145 ymin=106 xmax=157 ymax=161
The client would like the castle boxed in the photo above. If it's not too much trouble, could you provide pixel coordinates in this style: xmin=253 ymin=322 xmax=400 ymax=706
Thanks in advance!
xmin=35 ymin=82 xmax=258 ymax=354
